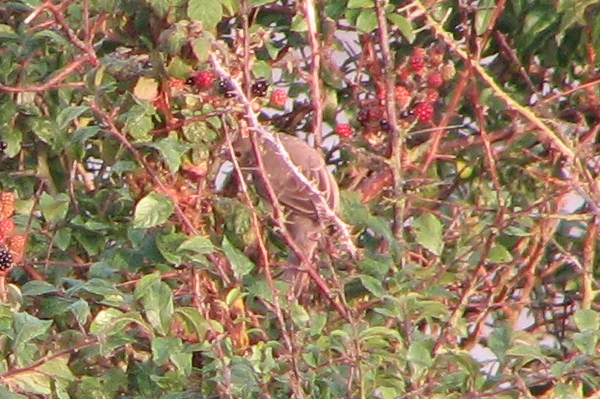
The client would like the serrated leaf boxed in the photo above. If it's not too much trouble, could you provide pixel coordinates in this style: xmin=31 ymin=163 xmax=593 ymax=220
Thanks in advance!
xmin=291 ymin=14 xmax=307 ymax=32
xmin=152 ymin=336 xmax=183 ymax=365
xmin=221 ymin=236 xmax=255 ymax=278
xmin=133 ymin=76 xmax=159 ymax=101
xmin=135 ymin=274 xmax=173 ymax=335
xmin=574 ymin=309 xmax=600 ymax=331
xmin=178 ymin=235 xmax=215 ymax=254
xmin=39 ymin=193 xmax=70 ymax=224
xmin=56 ymin=105 xmax=90 ymax=130
xmin=190 ymin=37 xmax=211 ymax=63
xmin=149 ymin=136 xmax=191 ymax=172
xmin=356 ymin=9 xmax=378 ymax=32
xmin=90 ymin=308 xmax=124 ymax=335
xmin=13 ymin=312 xmax=52 ymax=353
xmin=407 ymin=338 xmax=433 ymax=368
xmin=387 ymin=13 xmax=414 ymax=43
xmin=188 ymin=0 xmax=223 ymax=30
xmin=357 ymin=275 xmax=385 ymax=297
xmin=489 ymin=243 xmax=513 ymax=262
xmin=348 ymin=0 xmax=374 ymax=7
xmin=251 ymin=0 xmax=276 ymax=5
xmin=291 ymin=304 xmax=310 ymax=327
xmin=133 ymin=192 xmax=174 ymax=228
xmin=21 ymin=281 xmax=60 ymax=296
xmin=123 ymin=103 xmax=155 ymax=142
xmin=412 ymin=213 xmax=443 ymax=255
xmin=475 ymin=0 xmax=495 ymax=35
xmin=174 ymin=307 xmax=209 ymax=342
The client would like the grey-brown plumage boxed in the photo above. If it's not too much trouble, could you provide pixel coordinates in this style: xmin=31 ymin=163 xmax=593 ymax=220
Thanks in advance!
xmin=234 ymin=133 xmax=339 ymax=286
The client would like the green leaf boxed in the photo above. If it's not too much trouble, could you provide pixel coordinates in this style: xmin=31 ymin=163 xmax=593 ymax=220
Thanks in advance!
xmin=250 ymin=0 xmax=276 ymax=5
xmin=348 ymin=0 xmax=374 ymax=7
xmin=291 ymin=14 xmax=307 ymax=32
xmin=574 ymin=309 xmax=600 ymax=331
xmin=475 ymin=0 xmax=496 ymax=35
xmin=174 ymin=307 xmax=209 ymax=342
xmin=412 ymin=213 xmax=443 ymax=255
xmin=56 ymin=105 xmax=89 ymax=130
xmin=187 ymin=0 xmax=223 ymax=30
xmin=488 ymin=243 xmax=513 ymax=262
xmin=149 ymin=136 xmax=191 ymax=172
xmin=574 ymin=331 xmax=599 ymax=355
xmin=133 ymin=192 xmax=174 ymax=228
xmin=488 ymin=324 xmax=512 ymax=362
xmin=178 ymin=235 xmax=215 ymax=254
xmin=341 ymin=192 xmax=401 ymax=257
xmin=21 ymin=281 xmax=60 ymax=296
xmin=221 ymin=236 xmax=255 ymax=278
xmin=190 ymin=37 xmax=211 ymax=63
xmin=356 ymin=9 xmax=378 ymax=32
xmin=68 ymin=299 xmax=91 ymax=325
xmin=122 ymin=103 xmax=156 ymax=142
xmin=39 ymin=193 xmax=70 ymax=224
xmin=387 ymin=14 xmax=414 ymax=43
xmin=134 ymin=274 xmax=173 ymax=335
xmin=291 ymin=304 xmax=310 ymax=327
xmin=133 ymin=76 xmax=159 ymax=101
xmin=13 ymin=312 xmax=52 ymax=354
xmin=357 ymin=275 xmax=385 ymax=297
xmin=407 ymin=337 xmax=433 ymax=368
xmin=156 ymin=232 xmax=188 ymax=265
xmin=90 ymin=308 xmax=124 ymax=335
xmin=152 ymin=336 xmax=183 ymax=365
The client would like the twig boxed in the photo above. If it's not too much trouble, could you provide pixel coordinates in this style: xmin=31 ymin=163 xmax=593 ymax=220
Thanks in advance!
xmin=301 ymin=0 xmax=324 ymax=148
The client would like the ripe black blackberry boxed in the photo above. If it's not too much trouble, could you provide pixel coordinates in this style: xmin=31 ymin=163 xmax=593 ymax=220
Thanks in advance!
xmin=0 ymin=141 xmax=7 ymax=152
xmin=217 ymin=79 xmax=235 ymax=98
xmin=380 ymin=119 xmax=391 ymax=132
xmin=0 ymin=248 xmax=13 ymax=271
xmin=251 ymin=78 xmax=269 ymax=97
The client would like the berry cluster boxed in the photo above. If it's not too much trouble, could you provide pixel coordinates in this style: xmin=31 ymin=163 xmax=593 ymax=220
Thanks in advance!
xmin=0 ymin=191 xmax=26 ymax=273
xmin=217 ymin=79 xmax=236 ymax=98
xmin=186 ymin=70 xmax=215 ymax=90
xmin=251 ymin=78 xmax=269 ymax=97
xmin=336 ymin=44 xmax=455 ymax=141
xmin=0 ymin=248 xmax=12 ymax=271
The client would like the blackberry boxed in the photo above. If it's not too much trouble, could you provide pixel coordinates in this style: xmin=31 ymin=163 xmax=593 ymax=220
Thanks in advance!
xmin=0 ymin=248 xmax=13 ymax=271
xmin=217 ymin=79 xmax=236 ymax=98
xmin=251 ymin=78 xmax=269 ymax=97
xmin=380 ymin=119 xmax=391 ymax=132
xmin=0 ymin=141 xmax=6 ymax=152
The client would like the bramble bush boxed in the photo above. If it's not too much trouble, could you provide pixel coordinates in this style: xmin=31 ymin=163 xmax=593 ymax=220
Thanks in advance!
xmin=1 ymin=0 xmax=600 ymax=398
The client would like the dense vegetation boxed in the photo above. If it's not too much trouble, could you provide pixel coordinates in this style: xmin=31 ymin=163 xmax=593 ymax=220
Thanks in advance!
xmin=1 ymin=0 xmax=600 ymax=397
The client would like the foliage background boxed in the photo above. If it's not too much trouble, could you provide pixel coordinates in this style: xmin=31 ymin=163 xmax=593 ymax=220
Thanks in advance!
xmin=1 ymin=0 xmax=600 ymax=398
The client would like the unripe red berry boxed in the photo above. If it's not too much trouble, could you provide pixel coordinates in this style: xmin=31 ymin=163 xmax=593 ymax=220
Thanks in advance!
xmin=424 ymin=88 xmax=440 ymax=103
xmin=269 ymin=89 xmax=288 ymax=108
xmin=394 ymin=86 xmax=411 ymax=108
xmin=0 ymin=192 xmax=14 ymax=220
xmin=189 ymin=70 xmax=215 ymax=90
xmin=414 ymin=102 xmax=434 ymax=123
xmin=335 ymin=123 xmax=354 ymax=139
xmin=7 ymin=234 xmax=26 ymax=262
xmin=410 ymin=47 xmax=427 ymax=72
xmin=427 ymin=72 xmax=444 ymax=89
xmin=441 ymin=64 xmax=456 ymax=81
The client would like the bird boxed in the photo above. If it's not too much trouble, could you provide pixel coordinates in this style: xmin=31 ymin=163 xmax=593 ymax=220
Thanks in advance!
xmin=233 ymin=132 xmax=339 ymax=291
